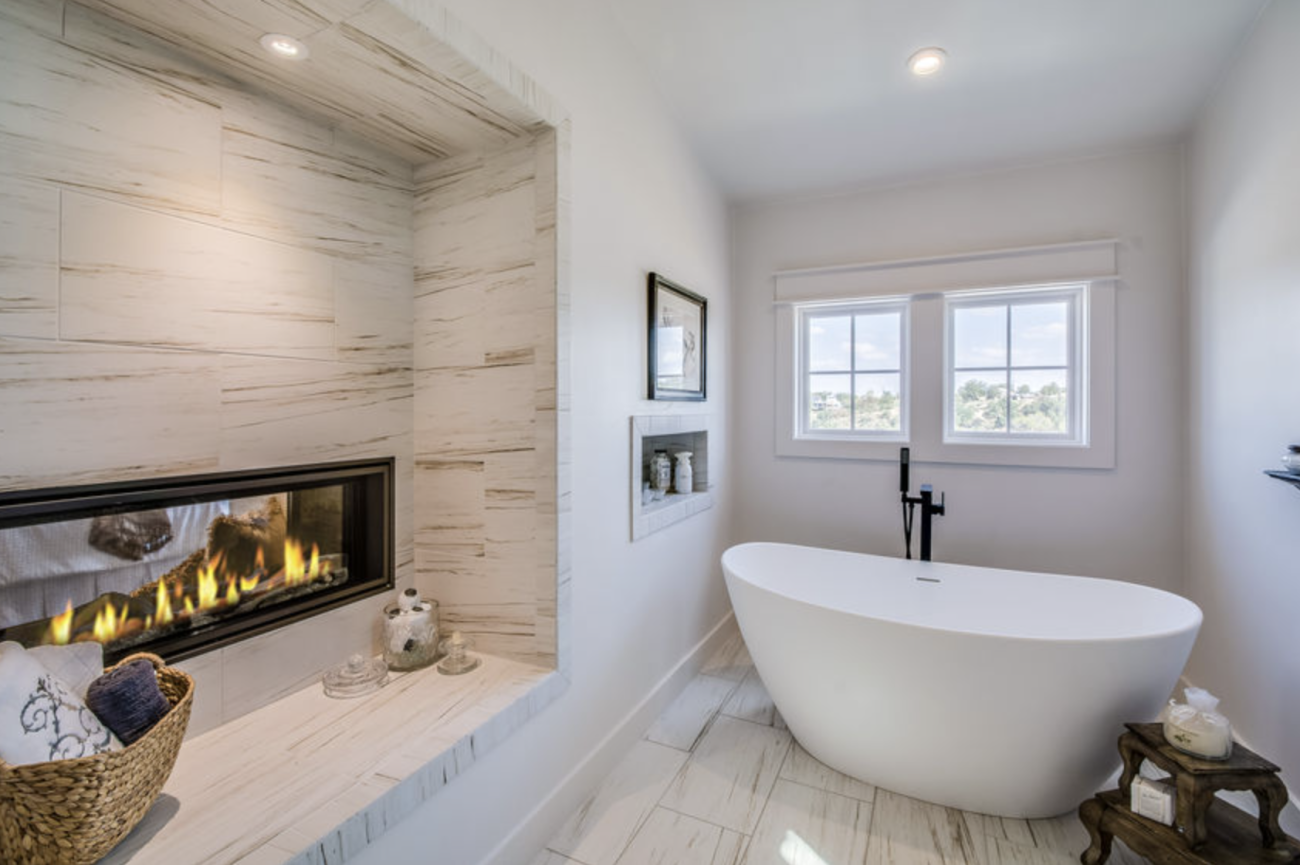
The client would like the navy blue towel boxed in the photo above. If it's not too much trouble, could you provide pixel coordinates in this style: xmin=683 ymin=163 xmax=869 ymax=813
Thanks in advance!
xmin=86 ymin=659 xmax=171 ymax=745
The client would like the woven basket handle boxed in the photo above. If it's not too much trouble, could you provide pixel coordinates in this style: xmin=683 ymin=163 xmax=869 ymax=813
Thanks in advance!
xmin=107 ymin=652 xmax=168 ymax=675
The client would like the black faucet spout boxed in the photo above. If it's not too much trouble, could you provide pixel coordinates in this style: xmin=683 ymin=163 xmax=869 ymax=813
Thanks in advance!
xmin=900 ymin=446 xmax=947 ymax=561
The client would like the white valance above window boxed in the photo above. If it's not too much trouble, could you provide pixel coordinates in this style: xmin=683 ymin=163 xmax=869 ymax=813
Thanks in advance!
xmin=772 ymin=238 xmax=1119 ymax=303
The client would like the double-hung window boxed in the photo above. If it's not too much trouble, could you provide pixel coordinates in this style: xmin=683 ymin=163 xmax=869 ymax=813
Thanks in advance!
xmin=799 ymin=300 xmax=908 ymax=439
xmin=945 ymin=284 xmax=1085 ymax=445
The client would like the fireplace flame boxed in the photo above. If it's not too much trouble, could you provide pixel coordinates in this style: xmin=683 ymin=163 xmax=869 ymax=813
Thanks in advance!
xmin=49 ymin=600 xmax=74 ymax=645
xmin=284 ymin=538 xmax=322 ymax=587
xmin=42 ymin=534 xmax=335 ymax=650
xmin=93 ymin=600 xmax=130 ymax=643
xmin=197 ymin=558 xmax=220 ymax=610
xmin=157 ymin=580 xmax=174 ymax=626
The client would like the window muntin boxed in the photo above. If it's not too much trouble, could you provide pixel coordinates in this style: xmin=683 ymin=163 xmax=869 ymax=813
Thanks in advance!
xmin=945 ymin=285 xmax=1084 ymax=443
xmin=799 ymin=301 xmax=907 ymax=438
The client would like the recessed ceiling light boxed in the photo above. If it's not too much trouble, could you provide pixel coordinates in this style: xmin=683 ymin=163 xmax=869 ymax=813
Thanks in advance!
xmin=259 ymin=33 xmax=309 ymax=61
xmin=907 ymin=47 xmax=947 ymax=77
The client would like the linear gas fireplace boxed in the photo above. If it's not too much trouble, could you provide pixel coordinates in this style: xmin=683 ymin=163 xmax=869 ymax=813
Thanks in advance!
xmin=0 ymin=459 xmax=393 ymax=664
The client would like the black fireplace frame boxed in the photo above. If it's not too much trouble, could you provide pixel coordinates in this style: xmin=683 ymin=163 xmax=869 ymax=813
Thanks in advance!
xmin=0 ymin=457 xmax=394 ymax=664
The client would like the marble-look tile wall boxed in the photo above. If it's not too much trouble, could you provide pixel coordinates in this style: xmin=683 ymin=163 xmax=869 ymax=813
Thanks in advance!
xmin=0 ymin=0 xmax=416 ymax=731
xmin=413 ymin=128 xmax=566 ymax=670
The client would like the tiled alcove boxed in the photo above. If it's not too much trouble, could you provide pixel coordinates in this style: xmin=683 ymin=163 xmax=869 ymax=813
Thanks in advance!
xmin=631 ymin=415 xmax=714 ymax=540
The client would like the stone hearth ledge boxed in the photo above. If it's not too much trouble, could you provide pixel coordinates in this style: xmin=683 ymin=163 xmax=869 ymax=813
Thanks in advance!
xmin=98 ymin=655 xmax=564 ymax=865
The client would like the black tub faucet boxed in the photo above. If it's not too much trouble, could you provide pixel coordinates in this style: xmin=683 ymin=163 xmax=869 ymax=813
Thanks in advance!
xmin=899 ymin=448 xmax=946 ymax=561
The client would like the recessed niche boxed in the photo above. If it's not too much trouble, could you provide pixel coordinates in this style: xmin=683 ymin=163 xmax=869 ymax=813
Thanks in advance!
xmin=631 ymin=415 xmax=714 ymax=540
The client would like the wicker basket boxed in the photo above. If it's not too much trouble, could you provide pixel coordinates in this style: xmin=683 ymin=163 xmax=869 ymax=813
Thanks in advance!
xmin=0 ymin=652 xmax=194 ymax=865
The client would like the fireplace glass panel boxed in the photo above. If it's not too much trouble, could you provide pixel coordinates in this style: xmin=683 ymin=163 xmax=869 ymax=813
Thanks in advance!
xmin=0 ymin=460 xmax=393 ymax=663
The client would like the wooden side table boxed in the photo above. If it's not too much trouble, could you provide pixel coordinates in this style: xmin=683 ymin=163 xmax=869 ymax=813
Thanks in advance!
xmin=1078 ymin=723 xmax=1300 ymax=865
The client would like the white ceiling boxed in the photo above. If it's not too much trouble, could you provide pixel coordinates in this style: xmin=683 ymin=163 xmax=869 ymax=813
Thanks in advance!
xmin=605 ymin=0 xmax=1269 ymax=201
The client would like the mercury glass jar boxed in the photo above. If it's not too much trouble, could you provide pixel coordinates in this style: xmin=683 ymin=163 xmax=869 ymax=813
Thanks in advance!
xmin=650 ymin=450 xmax=672 ymax=493
xmin=382 ymin=588 xmax=440 ymax=671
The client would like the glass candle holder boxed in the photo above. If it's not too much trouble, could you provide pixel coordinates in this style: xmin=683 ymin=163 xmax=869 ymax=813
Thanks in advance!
xmin=382 ymin=589 xmax=440 ymax=671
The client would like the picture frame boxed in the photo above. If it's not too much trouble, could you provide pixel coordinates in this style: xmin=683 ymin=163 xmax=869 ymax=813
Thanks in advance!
xmin=648 ymin=272 xmax=707 ymax=401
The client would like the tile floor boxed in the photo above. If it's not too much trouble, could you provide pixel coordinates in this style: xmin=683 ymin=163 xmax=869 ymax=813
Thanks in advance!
xmin=533 ymin=631 xmax=1151 ymax=865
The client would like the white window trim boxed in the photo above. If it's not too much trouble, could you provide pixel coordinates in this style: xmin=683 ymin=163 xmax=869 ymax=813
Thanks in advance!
xmin=796 ymin=299 xmax=910 ymax=443
xmin=942 ymin=284 xmax=1086 ymax=446
xmin=774 ymin=239 xmax=1118 ymax=469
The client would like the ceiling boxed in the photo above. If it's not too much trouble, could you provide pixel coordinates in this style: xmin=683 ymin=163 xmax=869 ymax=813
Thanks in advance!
xmin=605 ymin=0 xmax=1269 ymax=201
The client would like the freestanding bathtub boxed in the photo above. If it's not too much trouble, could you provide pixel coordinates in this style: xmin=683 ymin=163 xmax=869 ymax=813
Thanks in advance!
xmin=721 ymin=542 xmax=1202 ymax=818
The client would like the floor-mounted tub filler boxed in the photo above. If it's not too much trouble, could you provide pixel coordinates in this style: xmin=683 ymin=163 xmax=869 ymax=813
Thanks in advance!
xmin=721 ymin=542 xmax=1202 ymax=818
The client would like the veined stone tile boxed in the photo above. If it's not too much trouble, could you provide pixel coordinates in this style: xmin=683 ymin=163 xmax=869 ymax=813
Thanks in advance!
xmin=0 ymin=338 xmax=220 ymax=491
xmin=660 ymin=715 xmax=792 ymax=835
xmin=61 ymin=193 xmax=336 ymax=359
xmin=220 ymin=91 xmax=415 ymax=261
xmin=645 ymin=674 xmax=737 ymax=752
xmin=415 ymin=364 xmax=537 ymax=456
xmin=986 ymin=837 xmax=1082 ymax=865
xmin=0 ymin=0 xmax=63 ymax=36
xmin=62 ymin=1 xmax=240 ymax=107
xmin=615 ymin=807 xmax=724 ymax=865
xmin=962 ymin=809 xmax=1036 ymax=852
xmin=335 ymin=257 xmax=415 ymax=367
xmin=700 ymin=630 xmax=753 ymax=682
xmin=721 ymin=667 xmax=779 ymax=727
xmin=714 ymin=832 xmax=749 ymax=865
xmin=546 ymin=739 xmax=689 ymax=865
xmin=0 ymin=20 xmax=221 ymax=216
xmin=779 ymin=742 xmax=876 ymax=802
xmin=217 ymin=355 xmax=412 ymax=468
xmin=533 ymin=853 xmax=583 ymax=865
xmin=0 ymin=178 xmax=58 ymax=339
xmin=414 ymin=268 xmax=541 ymax=371
xmin=742 ymin=778 xmax=873 ymax=865
xmin=863 ymin=789 xmax=979 ymax=865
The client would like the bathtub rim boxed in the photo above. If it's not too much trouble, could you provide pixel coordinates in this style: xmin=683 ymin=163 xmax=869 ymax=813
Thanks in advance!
xmin=722 ymin=540 xmax=1203 ymax=646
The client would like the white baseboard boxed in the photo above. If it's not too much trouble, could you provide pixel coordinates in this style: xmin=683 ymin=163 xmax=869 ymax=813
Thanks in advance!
xmin=477 ymin=611 xmax=739 ymax=865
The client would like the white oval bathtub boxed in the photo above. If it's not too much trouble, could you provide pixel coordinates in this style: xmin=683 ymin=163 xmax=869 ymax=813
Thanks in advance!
xmin=721 ymin=542 xmax=1202 ymax=818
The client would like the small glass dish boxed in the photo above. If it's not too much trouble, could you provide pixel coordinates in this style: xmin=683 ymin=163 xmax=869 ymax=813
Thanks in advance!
xmin=322 ymin=653 xmax=388 ymax=698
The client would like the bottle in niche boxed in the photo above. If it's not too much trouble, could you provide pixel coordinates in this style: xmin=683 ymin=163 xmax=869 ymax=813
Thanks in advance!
xmin=674 ymin=451 xmax=693 ymax=494
xmin=651 ymin=449 xmax=671 ymax=494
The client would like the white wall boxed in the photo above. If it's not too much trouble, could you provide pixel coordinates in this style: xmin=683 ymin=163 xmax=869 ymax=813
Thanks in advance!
xmin=347 ymin=1 xmax=733 ymax=863
xmin=732 ymin=147 xmax=1186 ymax=592
xmin=1187 ymin=0 xmax=1300 ymax=796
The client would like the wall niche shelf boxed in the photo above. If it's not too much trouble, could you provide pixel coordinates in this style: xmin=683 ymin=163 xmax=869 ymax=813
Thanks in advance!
xmin=631 ymin=414 xmax=713 ymax=540
xmin=1265 ymin=470 xmax=1300 ymax=491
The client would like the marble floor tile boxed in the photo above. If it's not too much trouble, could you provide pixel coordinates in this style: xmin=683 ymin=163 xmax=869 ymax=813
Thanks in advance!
xmin=741 ymin=778 xmax=873 ymax=865
xmin=532 ymin=852 xmax=584 ymax=865
xmin=645 ymin=674 xmax=738 ymax=752
xmin=712 ymin=830 xmax=749 ymax=865
xmin=779 ymin=742 xmax=876 ymax=803
xmin=660 ymin=715 xmax=792 ymax=834
xmin=1024 ymin=812 xmax=1091 ymax=858
xmin=546 ymin=739 xmax=689 ymax=865
xmin=700 ymin=630 xmax=753 ymax=682
xmin=962 ymin=811 xmax=1036 ymax=850
xmin=863 ymin=789 xmax=979 ymax=865
xmin=613 ymin=807 xmax=723 ymax=865
xmin=721 ymin=668 xmax=779 ymax=727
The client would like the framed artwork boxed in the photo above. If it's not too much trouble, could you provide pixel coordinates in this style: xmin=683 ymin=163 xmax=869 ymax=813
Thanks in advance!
xmin=648 ymin=272 xmax=707 ymax=401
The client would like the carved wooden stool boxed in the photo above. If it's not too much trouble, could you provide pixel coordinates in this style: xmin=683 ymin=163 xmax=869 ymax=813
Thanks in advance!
xmin=1078 ymin=723 xmax=1299 ymax=865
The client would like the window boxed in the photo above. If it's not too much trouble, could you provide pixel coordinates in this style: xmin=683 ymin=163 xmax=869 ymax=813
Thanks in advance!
xmin=798 ymin=301 xmax=907 ymax=439
xmin=774 ymin=239 xmax=1116 ymax=468
xmin=945 ymin=285 xmax=1085 ymax=444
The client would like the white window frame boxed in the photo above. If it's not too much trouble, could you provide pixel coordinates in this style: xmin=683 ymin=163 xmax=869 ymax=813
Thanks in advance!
xmin=796 ymin=299 xmax=910 ymax=442
xmin=773 ymin=238 xmax=1118 ymax=469
xmin=943 ymin=284 xmax=1087 ymax=447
